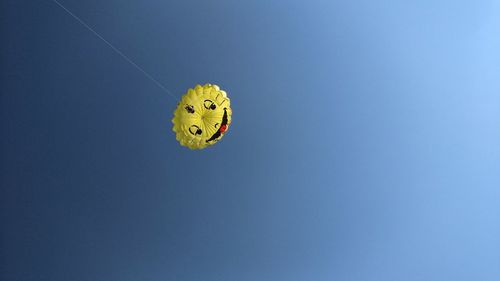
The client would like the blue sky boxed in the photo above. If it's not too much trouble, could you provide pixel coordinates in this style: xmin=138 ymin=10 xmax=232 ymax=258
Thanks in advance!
xmin=1 ymin=0 xmax=499 ymax=280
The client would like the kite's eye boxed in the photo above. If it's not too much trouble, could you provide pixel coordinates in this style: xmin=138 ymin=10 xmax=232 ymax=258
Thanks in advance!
xmin=204 ymin=100 xmax=216 ymax=110
xmin=185 ymin=105 xmax=195 ymax=114
xmin=188 ymin=125 xmax=202 ymax=136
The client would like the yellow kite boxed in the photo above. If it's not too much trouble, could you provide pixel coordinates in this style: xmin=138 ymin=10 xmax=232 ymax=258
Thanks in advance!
xmin=172 ymin=84 xmax=232 ymax=149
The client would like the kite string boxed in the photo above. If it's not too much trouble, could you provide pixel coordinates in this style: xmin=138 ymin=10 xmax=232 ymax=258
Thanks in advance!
xmin=51 ymin=0 xmax=179 ymax=102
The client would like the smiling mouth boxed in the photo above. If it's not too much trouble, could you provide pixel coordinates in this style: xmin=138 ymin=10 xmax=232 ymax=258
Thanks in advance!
xmin=206 ymin=108 xmax=228 ymax=143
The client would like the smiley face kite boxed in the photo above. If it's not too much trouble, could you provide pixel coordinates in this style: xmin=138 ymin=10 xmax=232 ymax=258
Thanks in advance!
xmin=172 ymin=84 xmax=232 ymax=149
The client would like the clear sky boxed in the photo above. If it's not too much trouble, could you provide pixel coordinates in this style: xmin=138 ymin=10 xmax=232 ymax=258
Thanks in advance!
xmin=1 ymin=0 xmax=499 ymax=280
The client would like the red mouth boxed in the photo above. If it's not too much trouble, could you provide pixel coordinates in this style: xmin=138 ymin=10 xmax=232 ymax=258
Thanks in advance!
xmin=219 ymin=124 xmax=227 ymax=133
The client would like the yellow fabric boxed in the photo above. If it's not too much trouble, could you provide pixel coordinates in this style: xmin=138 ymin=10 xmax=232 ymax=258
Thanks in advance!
xmin=172 ymin=84 xmax=232 ymax=149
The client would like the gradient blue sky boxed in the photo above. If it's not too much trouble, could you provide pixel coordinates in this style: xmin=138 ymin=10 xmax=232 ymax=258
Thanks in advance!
xmin=1 ymin=0 xmax=500 ymax=280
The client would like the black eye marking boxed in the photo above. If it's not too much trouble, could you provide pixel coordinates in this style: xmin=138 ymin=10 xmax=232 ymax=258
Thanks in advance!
xmin=189 ymin=125 xmax=202 ymax=136
xmin=185 ymin=105 xmax=195 ymax=114
xmin=204 ymin=100 xmax=216 ymax=110
xmin=214 ymin=123 xmax=219 ymax=128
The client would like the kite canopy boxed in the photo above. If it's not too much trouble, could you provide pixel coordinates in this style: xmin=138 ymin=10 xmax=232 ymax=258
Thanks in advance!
xmin=172 ymin=84 xmax=232 ymax=149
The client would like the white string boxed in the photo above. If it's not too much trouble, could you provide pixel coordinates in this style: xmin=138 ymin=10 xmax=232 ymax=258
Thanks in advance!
xmin=51 ymin=0 xmax=179 ymax=102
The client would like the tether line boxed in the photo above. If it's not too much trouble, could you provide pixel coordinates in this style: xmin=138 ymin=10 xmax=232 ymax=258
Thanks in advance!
xmin=51 ymin=0 xmax=179 ymax=101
